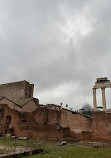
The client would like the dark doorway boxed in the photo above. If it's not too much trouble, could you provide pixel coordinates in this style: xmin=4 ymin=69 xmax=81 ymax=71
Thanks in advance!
xmin=6 ymin=116 xmax=11 ymax=128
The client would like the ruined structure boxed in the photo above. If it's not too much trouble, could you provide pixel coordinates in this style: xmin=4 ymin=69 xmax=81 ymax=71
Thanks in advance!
xmin=93 ymin=77 xmax=111 ymax=111
xmin=1 ymin=103 xmax=111 ymax=142
xmin=0 ymin=104 xmax=70 ymax=140
xmin=0 ymin=81 xmax=39 ymax=112
xmin=0 ymin=78 xmax=111 ymax=142
xmin=0 ymin=80 xmax=34 ymax=99
xmin=46 ymin=104 xmax=61 ymax=111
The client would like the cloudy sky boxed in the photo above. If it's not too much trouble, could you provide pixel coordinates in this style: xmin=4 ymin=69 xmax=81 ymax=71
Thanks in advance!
xmin=0 ymin=0 xmax=111 ymax=109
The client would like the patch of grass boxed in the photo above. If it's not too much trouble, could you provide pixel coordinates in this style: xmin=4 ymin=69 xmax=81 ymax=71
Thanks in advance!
xmin=0 ymin=137 xmax=27 ymax=147
xmin=23 ymin=145 xmax=111 ymax=158
xmin=0 ymin=150 xmax=5 ymax=155
xmin=1 ymin=138 xmax=111 ymax=158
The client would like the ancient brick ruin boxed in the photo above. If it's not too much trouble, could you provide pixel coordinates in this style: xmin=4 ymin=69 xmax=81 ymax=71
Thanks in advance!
xmin=0 ymin=78 xmax=111 ymax=142
xmin=0 ymin=80 xmax=34 ymax=99
xmin=0 ymin=81 xmax=39 ymax=112
xmin=0 ymin=104 xmax=70 ymax=140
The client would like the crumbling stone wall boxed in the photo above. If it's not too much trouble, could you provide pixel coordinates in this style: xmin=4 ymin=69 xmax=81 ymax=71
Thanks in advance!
xmin=0 ymin=104 xmax=20 ymax=135
xmin=91 ymin=112 xmax=111 ymax=141
xmin=60 ymin=109 xmax=92 ymax=140
xmin=46 ymin=104 xmax=61 ymax=111
xmin=2 ymin=104 xmax=111 ymax=141
xmin=0 ymin=80 xmax=34 ymax=99
xmin=47 ymin=109 xmax=60 ymax=125
xmin=33 ymin=108 xmax=48 ymax=124
xmin=0 ymin=105 xmax=70 ymax=140
xmin=13 ymin=108 xmax=69 ymax=140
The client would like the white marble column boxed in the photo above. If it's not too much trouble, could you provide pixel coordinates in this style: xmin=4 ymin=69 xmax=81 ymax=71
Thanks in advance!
xmin=93 ymin=88 xmax=97 ymax=111
xmin=102 ymin=88 xmax=106 ymax=112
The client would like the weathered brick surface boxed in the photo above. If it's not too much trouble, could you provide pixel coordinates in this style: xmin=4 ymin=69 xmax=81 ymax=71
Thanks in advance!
xmin=0 ymin=80 xmax=34 ymax=99
xmin=14 ymin=108 xmax=70 ymax=139
xmin=33 ymin=108 xmax=48 ymax=124
xmin=91 ymin=112 xmax=111 ymax=142
xmin=60 ymin=109 xmax=92 ymax=140
xmin=21 ymin=100 xmax=38 ymax=112
xmin=47 ymin=109 xmax=60 ymax=125
xmin=0 ymin=98 xmax=21 ymax=111
xmin=0 ymin=98 xmax=39 ymax=112
xmin=0 ymin=105 xmax=70 ymax=140
xmin=1 ymin=104 xmax=111 ymax=141
xmin=46 ymin=104 xmax=61 ymax=111
xmin=60 ymin=110 xmax=111 ymax=142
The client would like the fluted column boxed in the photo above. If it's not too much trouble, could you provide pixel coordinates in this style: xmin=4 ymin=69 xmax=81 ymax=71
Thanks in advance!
xmin=93 ymin=88 xmax=97 ymax=111
xmin=102 ymin=88 xmax=106 ymax=112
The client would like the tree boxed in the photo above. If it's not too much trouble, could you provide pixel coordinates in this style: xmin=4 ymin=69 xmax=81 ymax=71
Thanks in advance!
xmin=60 ymin=103 xmax=62 ymax=106
xmin=81 ymin=103 xmax=93 ymax=116
xmin=82 ymin=103 xmax=92 ymax=111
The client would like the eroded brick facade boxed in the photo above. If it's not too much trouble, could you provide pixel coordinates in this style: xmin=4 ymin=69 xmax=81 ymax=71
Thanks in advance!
xmin=0 ymin=80 xmax=34 ymax=99
xmin=0 ymin=81 xmax=39 ymax=112
xmin=0 ymin=79 xmax=111 ymax=142
xmin=0 ymin=103 xmax=111 ymax=141
xmin=0 ymin=104 xmax=70 ymax=140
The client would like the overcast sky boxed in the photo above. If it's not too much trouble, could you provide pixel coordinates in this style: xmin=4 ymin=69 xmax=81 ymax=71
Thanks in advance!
xmin=0 ymin=0 xmax=111 ymax=109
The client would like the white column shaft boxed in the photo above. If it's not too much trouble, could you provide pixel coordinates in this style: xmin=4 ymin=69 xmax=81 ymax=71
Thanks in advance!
xmin=102 ymin=88 xmax=106 ymax=112
xmin=93 ymin=88 xmax=97 ymax=111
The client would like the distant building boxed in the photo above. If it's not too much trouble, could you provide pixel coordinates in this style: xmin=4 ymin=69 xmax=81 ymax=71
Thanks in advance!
xmin=40 ymin=104 xmax=62 ymax=111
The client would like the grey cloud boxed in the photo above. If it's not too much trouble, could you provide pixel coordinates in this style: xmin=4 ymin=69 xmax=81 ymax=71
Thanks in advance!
xmin=0 ymin=0 xmax=110 ymax=108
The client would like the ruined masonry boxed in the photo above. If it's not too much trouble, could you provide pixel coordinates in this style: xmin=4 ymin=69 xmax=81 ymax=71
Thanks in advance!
xmin=0 ymin=79 xmax=111 ymax=141
xmin=0 ymin=80 xmax=39 ymax=112
xmin=93 ymin=77 xmax=111 ymax=112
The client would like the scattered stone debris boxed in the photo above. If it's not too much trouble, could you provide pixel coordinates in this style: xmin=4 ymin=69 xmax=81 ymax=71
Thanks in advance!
xmin=17 ymin=137 xmax=30 ymax=140
xmin=93 ymin=144 xmax=101 ymax=148
xmin=0 ymin=148 xmax=44 ymax=158
xmin=58 ymin=141 xmax=67 ymax=146
xmin=5 ymin=134 xmax=11 ymax=138
xmin=11 ymin=136 xmax=17 ymax=139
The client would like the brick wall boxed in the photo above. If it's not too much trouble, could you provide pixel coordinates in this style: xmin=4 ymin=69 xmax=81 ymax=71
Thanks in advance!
xmin=0 ymin=80 xmax=34 ymax=99
xmin=1 ymin=104 xmax=111 ymax=142
xmin=0 ymin=98 xmax=39 ymax=112
xmin=91 ymin=112 xmax=111 ymax=141
xmin=0 ymin=98 xmax=21 ymax=111
xmin=47 ymin=109 xmax=60 ymax=125
xmin=14 ymin=108 xmax=70 ymax=140
xmin=60 ymin=109 xmax=92 ymax=140
xmin=0 ymin=105 xmax=70 ymax=140
xmin=33 ymin=108 xmax=48 ymax=124
xmin=21 ymin=100 xmax=38 ymax=112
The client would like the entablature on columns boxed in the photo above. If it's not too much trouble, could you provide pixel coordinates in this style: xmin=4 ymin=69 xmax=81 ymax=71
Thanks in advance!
xmin=93 ymin=77 xmax=110 ymax=112
xmin=94 ymin=77 xmax=111 ymax=89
